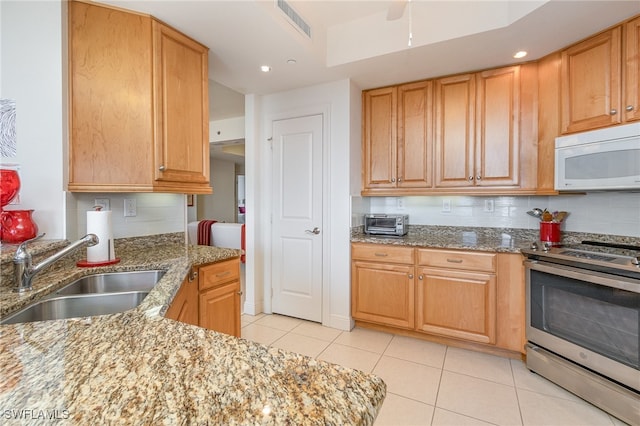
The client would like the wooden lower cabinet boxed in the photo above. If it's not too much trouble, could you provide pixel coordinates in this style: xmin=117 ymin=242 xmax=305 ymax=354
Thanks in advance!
xmin=165 ymin=275 xmax=199 ymax=326
xmin=351 ymin=243 xmax=525 ymax=355
xmin=165 ymin=257 xmax=241 ymax=337
xmin=416 ymin=267 xmax=496 ymax=344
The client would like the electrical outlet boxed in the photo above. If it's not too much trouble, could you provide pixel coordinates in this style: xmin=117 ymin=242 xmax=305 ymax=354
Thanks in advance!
xmin=94 ymin=198 xmax=110 ymax=211
xmin=484 ymin=199 xmax=495 ymax=213
xmin=396 ymin=198 xmax=405 ymax=210
xmin=124 ymin=199 xmax=137 ymax=217
xmin=442 ymin=199 xmax=451 ymax=213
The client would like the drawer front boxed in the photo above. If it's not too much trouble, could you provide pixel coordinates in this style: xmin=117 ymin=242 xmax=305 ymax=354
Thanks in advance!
xmin=199 ymin=258 xmax=240 ymax=291
xmin=352 ymin=243 xmax=415 ymax=264
xmin=417 ymin=248 xmax=496 ymax=272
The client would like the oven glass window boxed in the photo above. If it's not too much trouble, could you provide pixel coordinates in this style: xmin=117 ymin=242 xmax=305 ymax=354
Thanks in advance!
xmin=529 ymin=270 xmax=639 ymax=370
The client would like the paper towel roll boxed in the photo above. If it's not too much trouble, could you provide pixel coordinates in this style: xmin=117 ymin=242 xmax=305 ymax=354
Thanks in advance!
xmin=86 ymin=210 xmax=115 ymax=262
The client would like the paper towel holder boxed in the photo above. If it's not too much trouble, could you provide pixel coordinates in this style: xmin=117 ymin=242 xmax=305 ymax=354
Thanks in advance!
xmin=77 ymin=205 xmax=120 ymax=267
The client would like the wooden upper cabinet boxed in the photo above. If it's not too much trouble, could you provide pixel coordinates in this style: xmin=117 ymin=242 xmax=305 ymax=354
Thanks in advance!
xmin=152 ymin=21 xmax=210 ymax=188
xmin=561 ymin=27 xmax=622 ymax=133
xmin=434 ymin=73 xmax=476 ymax=188
xmin=625 ymin=17 xmax=640 ymax=123
xmin=68 ymin=0 xmax=211 ymax=194
xmin=476 ymin=66 xmax=520 ymax=187
xmin=398 ymin=81 xmax=433 ymax=188
xmin=362 ymin=87 xmax=397 ymax=189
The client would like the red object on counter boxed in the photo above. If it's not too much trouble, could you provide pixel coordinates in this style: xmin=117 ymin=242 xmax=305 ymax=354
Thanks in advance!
xmin=1 ymin=209 xmax=38 ymax=243
xmin=540 ymin=221 xmax=561 ymax=243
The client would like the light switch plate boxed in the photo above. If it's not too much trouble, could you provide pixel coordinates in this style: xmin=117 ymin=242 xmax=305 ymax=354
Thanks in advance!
xmin=94 ymin=198 xmax=110 ymax=211
xmin=124 ymin=199 xmax=137 ymax=217
xmin=442 ymin=199 xmax=451 ymax=213
xmin=484 ymin=199 xmax=495 ymax=213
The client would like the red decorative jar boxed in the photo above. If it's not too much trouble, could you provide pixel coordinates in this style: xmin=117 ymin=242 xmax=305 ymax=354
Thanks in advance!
xmin=0 ymin=169 xmax=21 ymax=208
xmin=1 ymin=209 xmax=38 ymax=244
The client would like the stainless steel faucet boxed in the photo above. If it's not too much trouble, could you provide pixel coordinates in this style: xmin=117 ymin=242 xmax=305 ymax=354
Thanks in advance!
xmin=13 ymin=233 xmax=99 ymax=292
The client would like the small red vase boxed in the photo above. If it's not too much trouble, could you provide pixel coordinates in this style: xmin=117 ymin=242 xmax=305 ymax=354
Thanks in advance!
xmin=0 ymin=169 xmax=21 ymax=208
xmin=1 ymin=209 xmax=38 ymax=244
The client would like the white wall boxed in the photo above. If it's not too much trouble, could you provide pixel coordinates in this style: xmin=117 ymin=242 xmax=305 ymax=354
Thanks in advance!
xmin=197 ymin=158 xmax=236 ymax=222
xmin=367 ymin=193 xmax=640 ymax=237
xmin=245 ymin=79 xmax=357 ymax=330
xmin=1 ymin=1 xmax=65 ymax=239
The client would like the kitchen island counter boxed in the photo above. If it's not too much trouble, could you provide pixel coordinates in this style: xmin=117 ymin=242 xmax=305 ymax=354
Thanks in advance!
xmin=0 ymin=234 xmax=385 ymax=425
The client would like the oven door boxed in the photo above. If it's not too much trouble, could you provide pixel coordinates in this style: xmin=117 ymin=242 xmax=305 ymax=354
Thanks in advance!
xmin=525 ymin=259 xmax=640 ymax=391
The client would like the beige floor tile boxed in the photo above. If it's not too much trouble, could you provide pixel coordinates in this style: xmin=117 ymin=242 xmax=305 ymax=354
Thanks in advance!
xmin=510 ymin=359 xmax=584 ymax=403
xmin=431 ymin=408 xmax=495 ymax=426
xmin=317 ymin=343 xmax=381 ymax=373
xmin=240 ymin=323 xmax=287 ymax=346
xmin=290 ymin=321 xmax=342 ymax=342
xmin=443 ymin=346 xmax=514 ymax=386
xmin=372 ymin=356 xmax=442 ymax=405
xmin=384 ymin=335 xmax=447 ymax=369
xmin=518 ymin=388 xmax=616 ymax=426
xmin=374 ymin=393 xmax=434 ymax=426
xmin=241 ymin=313 xmax=265 ymax=327
xmin=253 ymin=313 xmax=304 ymax=331
xmin=270 ymin=333 xmax=330 ymax=358
xmin=437 ymin=370 xmax=522 ymax=426
xmin=334 ymin=327 xmax=393 ymax=354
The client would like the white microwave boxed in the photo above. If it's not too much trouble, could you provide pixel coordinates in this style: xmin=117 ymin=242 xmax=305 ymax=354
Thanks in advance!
xmin=555 ymin=122 xmax=640 ymax=191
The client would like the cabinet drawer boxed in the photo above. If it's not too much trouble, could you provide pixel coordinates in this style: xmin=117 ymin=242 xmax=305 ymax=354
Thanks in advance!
xmin=352 ymin=243 xmax=415 ymax=264
xmin=199 ymin=258 xmax=240 ymax=291
xmin=417 ymin=249 xmax=496 ymax=272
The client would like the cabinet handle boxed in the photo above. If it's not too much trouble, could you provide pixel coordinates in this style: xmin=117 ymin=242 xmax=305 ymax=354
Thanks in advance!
xmin=419 ymin=275 xmax=423 ymax=280
xmin=610 ymin=109 xmax=617 ymax=115
xmin=476 ymin=175 xmax=482 ymax=181
xmin=374 ymin=253 xmax=388 ymax=257
xmin=159 ymin=165 xmax=166 ymax=171
xmin=398 ymin=177 xmax=403 ymax=183
xmin=446 ymin=258 xmax=463 ymax=264
xmin=391 ymin=177 xmax=396 ymax=183
xmin=408 ymin=274 xmax=414 ymax=279
xmin=188 ymin=268 xmax=198 ymax=282
xmin=216 ymin=271 xmax=231 ymax=278
xmin=237 ymin=290 xmax=244 ymax=295
xmin=626 ymin=105 xmax=634 ymax=112
xmin=468 ymin=176 xmax=474 ymax=181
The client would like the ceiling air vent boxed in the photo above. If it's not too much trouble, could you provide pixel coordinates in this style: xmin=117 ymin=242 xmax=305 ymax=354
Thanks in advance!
xmin=276 ymin=0 xmax=312 ymax=39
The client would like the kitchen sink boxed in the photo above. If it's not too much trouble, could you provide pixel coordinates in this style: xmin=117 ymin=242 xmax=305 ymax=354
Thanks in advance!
xmin=1 ymin=292 xmax=149 ymax=325
xmin=55 ymin=270 xmax=165 ymax=295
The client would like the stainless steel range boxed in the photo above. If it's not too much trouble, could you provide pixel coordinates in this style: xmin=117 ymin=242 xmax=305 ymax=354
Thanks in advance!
xmin=521 ymin=240 xmax=640 ymax=425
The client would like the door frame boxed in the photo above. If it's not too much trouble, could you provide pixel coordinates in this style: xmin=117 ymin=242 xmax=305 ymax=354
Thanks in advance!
xmin=262 ymin=104 xmax=331 ymax=324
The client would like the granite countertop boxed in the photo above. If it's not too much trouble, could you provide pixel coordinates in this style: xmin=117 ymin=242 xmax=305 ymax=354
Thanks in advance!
xmin=0 ymin=234 xmax=386 ymax=425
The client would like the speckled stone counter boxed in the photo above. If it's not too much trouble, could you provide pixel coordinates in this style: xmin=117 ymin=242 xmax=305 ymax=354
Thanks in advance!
xmin=351 ymin=225 xmax=640 ymax=253
xmin=0 ymin=234 xmax=386 ymax=425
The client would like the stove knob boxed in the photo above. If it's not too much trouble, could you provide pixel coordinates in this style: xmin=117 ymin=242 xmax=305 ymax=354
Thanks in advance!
xmin=530 ymin=242 xmax=539 ymax=251
xmin=543 ymin=242 xmax=552 ymax=252
xmin=632 ymin=256 xmax=640 ymax=267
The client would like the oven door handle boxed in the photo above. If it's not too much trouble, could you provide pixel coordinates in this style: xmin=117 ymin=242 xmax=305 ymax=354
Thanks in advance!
xmin=524 ymin=259 xmax=640 ymax=294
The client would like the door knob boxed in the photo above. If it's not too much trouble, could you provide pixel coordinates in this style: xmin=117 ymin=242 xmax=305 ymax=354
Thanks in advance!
xmin=305 ymin=227 xmax=320 ymax=235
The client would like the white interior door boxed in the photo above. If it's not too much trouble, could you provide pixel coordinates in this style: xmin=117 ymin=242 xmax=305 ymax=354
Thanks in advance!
xmin=271 ymin=114 xmax=323 ymax=322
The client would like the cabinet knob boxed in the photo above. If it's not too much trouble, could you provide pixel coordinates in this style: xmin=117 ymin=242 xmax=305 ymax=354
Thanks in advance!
xmin=188 ymin=269 xmax=198 ymax=282
xmin=468 ymin=176 xmax=474 ymax=181
xmin=408 ymin=274 xmax=414 ymax=279
xmin=391 ymin=177 xmax=396 ymax=183
xmin=398 ymin=177 xmax=402 ymax=183
xmin=626 ymin=105 xmax=634 ymax=112
xmin=476 ymin=175 xmax=482 ymax=181
xmin=610 ymin=109 xmax=617 ymax=115
xmin=237 ymin=290 xmax=244 ymax=295
xmin=159 ymin=165 xmax=166 ymax=171
xmin=418 ymin=275 xmax=423 ymax=280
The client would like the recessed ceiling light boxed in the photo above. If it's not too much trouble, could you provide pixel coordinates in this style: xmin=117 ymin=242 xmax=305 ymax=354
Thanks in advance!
xmin=260 ymin=65 xmax=272 ymax=72
xmin=513 ymin=51 xmax=528 ymax=59
xmin=286 ymin=59 xmax=297 ymax=65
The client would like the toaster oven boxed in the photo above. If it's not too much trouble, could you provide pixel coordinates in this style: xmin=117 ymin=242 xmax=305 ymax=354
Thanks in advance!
xmin=364 ymin=214 xmax=408 ymax=237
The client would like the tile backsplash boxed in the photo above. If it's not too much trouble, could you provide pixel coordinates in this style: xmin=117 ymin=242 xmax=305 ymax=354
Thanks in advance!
xmin=361 ymin=192 xmax=640 ymax=237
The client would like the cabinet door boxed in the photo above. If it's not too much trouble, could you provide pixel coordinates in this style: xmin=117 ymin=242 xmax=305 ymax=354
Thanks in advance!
xmin=363 ymin=87 xmax=397 ymax=189
xmin=165 ymin=276 xmax=199 ymax=326
xmin=434 ymin=74 xmax=476 ymax=187
xmin=561 ymin=27 xmax=622 ymax=133
xmin=476 ymin=66 xmax=520 ymax=187
xmin=68 ymin=1 xmax=154 ymax=190
xmin=200 ymin=280 xmax=241 ymax=337
xmin=416 ymin=267 xmax=496 ymax=344
xmin=625 ymin=17 xmax=640 ymax=123
xmin=152 ymin=20 xmax=210 ymax=189
xmin=398 ymin=81 xmax=433 ymax=188
xmin=352 ymin=261 xmax=414 ymax=329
